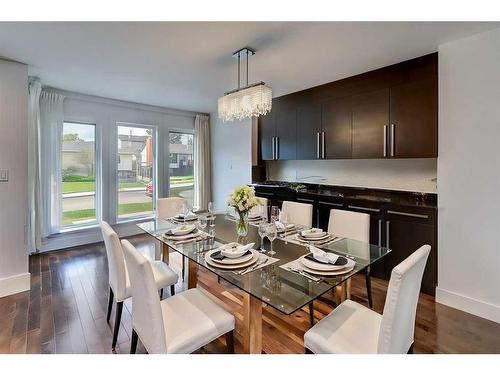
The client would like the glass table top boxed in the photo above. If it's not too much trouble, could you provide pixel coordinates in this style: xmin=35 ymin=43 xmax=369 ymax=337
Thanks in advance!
xmin=137 ymin=214 xmax=391 ymax=315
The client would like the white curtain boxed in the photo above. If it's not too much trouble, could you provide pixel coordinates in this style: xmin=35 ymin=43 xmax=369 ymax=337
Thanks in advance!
xmin=27 ymin=78 xmax=42 ymax=253
xmin=194 ymin=114 xmax=211 ymax=210
xmin=39 ymin=90 xmax=65 ymax=237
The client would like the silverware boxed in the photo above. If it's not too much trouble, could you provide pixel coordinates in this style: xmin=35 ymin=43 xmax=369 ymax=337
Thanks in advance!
xmin=174 ymin=236 xmax=205 ymax=245
xmin=287 ymin=267 xmax=322 ymax=282
xmin=237 ymin=257 xmax=268 ymax=275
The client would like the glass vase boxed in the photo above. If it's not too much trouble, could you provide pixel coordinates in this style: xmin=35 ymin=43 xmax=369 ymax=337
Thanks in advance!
xmin=235 ymin=211 xmax=249 ymax=237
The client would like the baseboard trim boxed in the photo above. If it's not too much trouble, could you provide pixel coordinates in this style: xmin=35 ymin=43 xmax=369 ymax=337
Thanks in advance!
xmin=0 ymin=272 xmax=31 ymax=298
xmin=436 ymin=287 xmax=500 ymax=323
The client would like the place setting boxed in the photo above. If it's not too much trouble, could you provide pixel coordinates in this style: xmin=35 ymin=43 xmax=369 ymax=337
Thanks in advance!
xmin=204 ymin=241 xmax=279 ymax=275
xmin=280 ymin=245 xmax=356 ymax=282
xmin=162 ymin=223 xmax=206 ymax=245
xmin=288 ymin=227 xmax=343 ymax=247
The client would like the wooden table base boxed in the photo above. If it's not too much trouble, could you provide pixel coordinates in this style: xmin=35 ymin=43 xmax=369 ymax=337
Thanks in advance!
xmin=187 ymin=259 xmax=198 ymax=289
xmin=242 ymin=293 xmax=263 ymax=354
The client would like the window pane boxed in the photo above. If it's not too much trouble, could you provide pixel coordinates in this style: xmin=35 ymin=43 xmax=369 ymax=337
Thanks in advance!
xmin=117 ymin=125 xmax=154 ymax=219
xmin=169 ymin=132 xmax=194 ymax=207
xmin=62 ymin=122 xmax=97 ymax=227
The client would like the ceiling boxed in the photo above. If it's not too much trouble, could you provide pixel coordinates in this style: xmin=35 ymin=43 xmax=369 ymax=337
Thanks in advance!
xmin=0 ymin=22 xmax=498 ymax=113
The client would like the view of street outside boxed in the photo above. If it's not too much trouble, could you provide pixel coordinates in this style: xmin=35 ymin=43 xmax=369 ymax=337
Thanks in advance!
xmin=61 ymin=124 xmax=195 ymax=227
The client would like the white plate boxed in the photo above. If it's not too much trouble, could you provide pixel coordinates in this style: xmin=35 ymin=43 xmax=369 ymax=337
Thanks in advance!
xmin=209 ymin=248 xmax=255 ymax=265
xmin=169 ymin=224 xmax=196 ymax=236
xmin=205 ymin=250 xmax=259 ymax=269
xmin=300 ymin=228 xmax=326 ymax=239
xmin=301 ymin=262 xmax=355 ymax=276
xmin=296 ymin=233 xmax=331 ymax=242
xmin=163 ymin=231 xmax=200 ymax=241
xmin=300 ymin=254 xmax=354 ymax=271
xmin=173 ymin=215 xmax=198 ymax=222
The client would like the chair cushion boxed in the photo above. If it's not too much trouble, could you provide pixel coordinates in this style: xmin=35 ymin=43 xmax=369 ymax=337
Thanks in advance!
xmin=304 ymin=299 xmax=382 ymax=354
xmin=160 ymin=288 xmax=235 ymax=354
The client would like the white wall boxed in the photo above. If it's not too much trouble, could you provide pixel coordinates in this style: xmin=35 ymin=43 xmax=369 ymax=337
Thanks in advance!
xmin=269 ymin=158 xmax=437 ymax=193
xmin=210 ymin=113 xmax=252 ymax=211
xmin=437 ymin=28 xmax=500 ymax=323
xmin=0 ymin=59 xmax=30 ymax=297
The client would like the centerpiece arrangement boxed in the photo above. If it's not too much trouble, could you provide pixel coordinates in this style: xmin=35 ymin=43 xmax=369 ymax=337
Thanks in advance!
xmin=228 ymin=186 xmax=262 ymax=236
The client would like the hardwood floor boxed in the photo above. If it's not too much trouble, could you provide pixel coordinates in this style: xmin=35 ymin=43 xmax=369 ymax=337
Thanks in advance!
xmin=1 ymin=234 xmax=499 ymax=354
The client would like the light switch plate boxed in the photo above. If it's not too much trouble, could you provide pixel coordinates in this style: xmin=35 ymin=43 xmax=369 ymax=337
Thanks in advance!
xmin=0 ymin=169 xmax=8 ymax=182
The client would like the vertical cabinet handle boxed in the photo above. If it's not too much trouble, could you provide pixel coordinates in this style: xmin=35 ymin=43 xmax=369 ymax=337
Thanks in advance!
xmin=272 ymin=137 xmax=275 ymax=160
xmin=383 ymin=125 xmax=388 ymax=157
xmin=390 ymin=124 xmax=395 ymax=157
xmin=316 ymin=132 xmax=320 ymax=159
xmin=386 ymin=221 xmax=390 ymax=249
xmin=378 ymin=219 xmax=382 ymax=247
xmin=276 ymin=137 xmax=280 ymax=159
xmin=321 ymin=132 xmax=325 ymax=159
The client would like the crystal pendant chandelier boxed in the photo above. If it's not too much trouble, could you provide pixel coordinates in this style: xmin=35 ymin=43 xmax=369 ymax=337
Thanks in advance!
xmin=218 ymin=47 xmax=272 ymax=122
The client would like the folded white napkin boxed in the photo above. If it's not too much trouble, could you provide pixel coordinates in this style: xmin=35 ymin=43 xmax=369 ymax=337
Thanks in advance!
xmin=309 ymin=245 xmax=339 ymax=264
xmin=300 ymin=228 xmax=324 ymax=237
xmin=177 ymin=211 xmax=197 ymax=219
xmin=168 ymin=224 xmax=195 ymax=235
xmin=275 ymin=221 xmax=295 ymax=231
xmin=220 ymin=242 xmax=255 ymax=258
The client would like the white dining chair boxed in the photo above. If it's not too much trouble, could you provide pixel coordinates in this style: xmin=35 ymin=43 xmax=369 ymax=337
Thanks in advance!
xmin=304 ymin=244 xmax=431 ymax=354
xmin=121 ymin=239 xmax=236 ymax=354
xmin=328 ymin=209 xmax=373 ymax=308
xmin=100 ymin=221 xmax=179 ymax=351
xmin=157 ymin=197 xmax=186 ymax=219
xmin=281 ymin=200 xmax=313 ymax=227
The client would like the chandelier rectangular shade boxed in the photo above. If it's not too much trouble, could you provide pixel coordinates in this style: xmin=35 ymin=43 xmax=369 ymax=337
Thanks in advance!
xmin=218 ymin=82 xmax=272 ymax=122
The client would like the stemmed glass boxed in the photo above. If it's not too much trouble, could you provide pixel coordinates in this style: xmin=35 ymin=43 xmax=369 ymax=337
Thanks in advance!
xmin=279 ymin=211 xmax=290 ymax=244
xmin=258 ymin=220 xmax=268 ymax=253
xmin=181 ymin=201 xmax=189 ymax=222
xmin=270 ymin=206 xmax=280 ymax=223
xmin=197 ymin=215 xmax=207 ymax=232
xmin=208 ymin=201 xmax=214 ymax=214
xmin=266 ymin=223 xmax=277 ymax=256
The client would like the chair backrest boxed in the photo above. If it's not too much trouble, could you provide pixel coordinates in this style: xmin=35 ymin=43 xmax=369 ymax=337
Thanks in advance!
xmin=121 ymin=239 xmax=167 ymax=354
xmin=250 ymin=197 xmax=268 ymax=220
xmin=100 ymin=221 xmax=128 ymax=301
xmin=157 ymin=197 xmax=186 ymax=219
xmin=327 ymin=209 xmax=370 ymax=243
xmin=281 ymin=201 xmax=313 ymax=227
xmin=377 ymin=245 xmax=431 ymax=353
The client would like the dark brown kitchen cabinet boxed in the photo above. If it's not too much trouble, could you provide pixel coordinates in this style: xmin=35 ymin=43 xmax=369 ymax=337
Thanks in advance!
xmin=384 ymin=207 xmax=437 ymax=295
xmin=260 ymin=111 xmax=275 ymax=161
xmin=321 ymin=96 xmax=352 ymax=159
xmin=275 ymin=104 xmax=297 ymax=160
xmin=296 ymin=103 xmax=322 ymax=160
xmin=351 ymin=88 xmax=390 ymax=159
xmin=390 ymin=78 xmax=438 ymax=158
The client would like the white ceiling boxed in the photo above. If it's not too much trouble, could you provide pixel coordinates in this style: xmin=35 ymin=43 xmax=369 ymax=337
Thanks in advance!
xmin=0 ymin=22 xmax=498 ymax=113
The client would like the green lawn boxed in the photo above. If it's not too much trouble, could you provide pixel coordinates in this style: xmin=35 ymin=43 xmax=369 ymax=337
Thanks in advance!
xmin=62 ymin=202 xmax=153 ymax=225
xmin=63 ymin=181 xmax=147 ymax=194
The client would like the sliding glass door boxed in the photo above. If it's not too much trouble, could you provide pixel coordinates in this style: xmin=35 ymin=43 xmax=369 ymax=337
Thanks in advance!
xmin=117 ymin=124 xmax=156 ymax=220
xmin=169 ymin=132 xmax=194 ymax=207
xmin=61 ymin=122 xmax=97 ymax=227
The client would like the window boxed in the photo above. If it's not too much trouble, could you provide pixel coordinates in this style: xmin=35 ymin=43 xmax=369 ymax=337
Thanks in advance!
xmin=117 ymin=124 xmax=155 ymax=220
xmin=61 ymin=122 xmax=97 ymax=227
xmin=169 ymin=132 xmax=194 ymax=207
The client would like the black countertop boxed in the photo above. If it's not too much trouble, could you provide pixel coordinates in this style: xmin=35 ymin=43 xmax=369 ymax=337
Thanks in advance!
xmin=250 ymin=181 xmax=437 ymax=209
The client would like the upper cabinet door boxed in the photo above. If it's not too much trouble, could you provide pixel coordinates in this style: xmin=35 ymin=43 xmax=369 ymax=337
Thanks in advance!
xmin=390 ymin=78 xmax=438 ymax=158
xmin=321 ymin=96 xmax=352 ymax=159
xmin=351 ymin=89 xmax=390 ymax=159
xmin=275 ymin=104 xmax=297 ymax=160
xmin=296 ymin=103 xmax=322 ymax=160
xmin=260 ymin=111 xmax=276 ymax=160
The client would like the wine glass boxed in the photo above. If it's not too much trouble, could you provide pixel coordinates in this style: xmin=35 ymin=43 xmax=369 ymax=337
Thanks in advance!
xmin=266 ymin=223 xmax=277 ymax=256
xmin=270 ymin=206 xmax=280 ymax=223
xmin=279 ymin=211 xmax=290 ymax=244
xmin=208 ymin=201 xmax=214 ymax=214
xmin=197 ymin=215 xmax=207 ymax=232
xmin=192 ymin=204 xmax=200 ymax=213
xmin=258 ymin=220 xmax=268 ymax=253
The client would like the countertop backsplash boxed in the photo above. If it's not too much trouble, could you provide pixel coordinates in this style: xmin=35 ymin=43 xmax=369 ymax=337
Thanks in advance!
xmin=267 ymin=158 xmax=437 ymax=194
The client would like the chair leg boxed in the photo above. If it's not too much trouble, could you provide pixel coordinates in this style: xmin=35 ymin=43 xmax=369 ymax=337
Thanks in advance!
xmin=407 ymin=343 xmax=414 ymax=354
xmin=365 ymin=267 xmax=373 ymax=309
xmin=130 ymin=329 xmax=139 ymax=354
xmin=170 ymin=284 xmax=175 ymax=296
xmin=305 ymin=348 xmax=313 ymax=354
xmin=106 ymin=287 xmax=114 ymax=322
xmin=308 ymin=302 xmax=314 ymax=327
xmin=112 ymin=301 xmax=124 ymax=350
xmin=225 ymin=331 xmax=234 ymax=354
xmin=182 ymin=255 xmax=186 ymax=280
xmin=160 ymin=288 xmax=163 ymax=300
xmin=217 ymin=276 xmax=221 ymax=284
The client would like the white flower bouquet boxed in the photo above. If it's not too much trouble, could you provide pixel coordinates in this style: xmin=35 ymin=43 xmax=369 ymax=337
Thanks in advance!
xmin=227 ymin=186 xmax=262 ymax=236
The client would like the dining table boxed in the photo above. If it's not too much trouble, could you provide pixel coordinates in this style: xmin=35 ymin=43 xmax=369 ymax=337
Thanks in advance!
xmin=137 ymin=214 xmax=391 ymax=354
